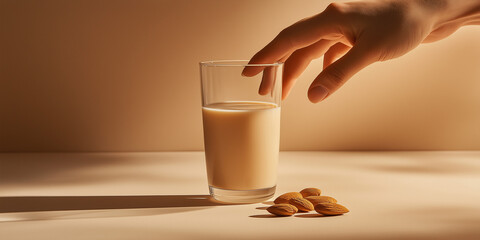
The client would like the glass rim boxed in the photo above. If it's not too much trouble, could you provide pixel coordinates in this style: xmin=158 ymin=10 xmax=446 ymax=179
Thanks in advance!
xmin=200 ymin=60 xmax=284 ymax=67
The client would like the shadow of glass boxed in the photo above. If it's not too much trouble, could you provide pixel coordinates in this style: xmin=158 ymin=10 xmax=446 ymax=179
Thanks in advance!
xmin=0 ymin=195 xmax=231 ymax=213
xmin=0 ymin=194 xmax=237 ymax=222
xmin=0 ymin=206 xmax=211 ymax=222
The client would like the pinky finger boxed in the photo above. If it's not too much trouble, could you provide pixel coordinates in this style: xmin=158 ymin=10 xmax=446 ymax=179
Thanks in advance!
xmin=259 ymin=66 xmax=276 ymax=95
xmin=258 ymin=53 xmax=292 ymax=96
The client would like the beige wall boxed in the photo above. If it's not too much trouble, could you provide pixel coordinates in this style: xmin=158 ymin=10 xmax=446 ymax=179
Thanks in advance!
xmin=1 ymin=0 xmax=480 ymax=152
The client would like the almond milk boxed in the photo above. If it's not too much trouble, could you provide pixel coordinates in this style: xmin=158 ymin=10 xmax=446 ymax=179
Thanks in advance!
xmin=202 ymin=101 xmax=280 ymax=190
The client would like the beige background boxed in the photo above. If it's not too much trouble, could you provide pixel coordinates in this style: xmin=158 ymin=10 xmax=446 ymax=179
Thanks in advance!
xmin=1 ymin=0 xmax=480 ymax=152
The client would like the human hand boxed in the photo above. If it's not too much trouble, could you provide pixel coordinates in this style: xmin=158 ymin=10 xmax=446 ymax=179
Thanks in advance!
xmin=242 ymin=0 xmax=480 ymax=103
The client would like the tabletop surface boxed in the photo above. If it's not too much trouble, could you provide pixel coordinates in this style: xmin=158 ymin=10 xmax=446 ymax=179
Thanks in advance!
xmin=1 ymin=151 xmax=480 ymax=240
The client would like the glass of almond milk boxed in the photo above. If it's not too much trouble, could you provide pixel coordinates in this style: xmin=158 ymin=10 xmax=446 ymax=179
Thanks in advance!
xmin=200 ymin=60 xmax=283 ymax=203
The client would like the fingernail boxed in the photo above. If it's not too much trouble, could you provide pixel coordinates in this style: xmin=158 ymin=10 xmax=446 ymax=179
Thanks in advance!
xmin=308 ymin=85 xmax=329 ymax=103
xmin=241 ymin=67 xmax=250 ymax=77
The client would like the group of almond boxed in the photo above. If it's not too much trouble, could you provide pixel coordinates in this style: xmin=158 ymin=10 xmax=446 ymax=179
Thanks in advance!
xmin=265 ymin=187 xmax=349 ymax=217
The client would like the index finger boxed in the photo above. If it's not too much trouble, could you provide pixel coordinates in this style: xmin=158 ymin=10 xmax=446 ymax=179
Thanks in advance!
xmin=242 ymin=11 xmax=343 ymax=77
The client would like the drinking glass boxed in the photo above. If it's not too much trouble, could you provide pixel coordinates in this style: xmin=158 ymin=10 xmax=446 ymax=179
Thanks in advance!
xmin=199 ymin=60 xmax=283 ymax=203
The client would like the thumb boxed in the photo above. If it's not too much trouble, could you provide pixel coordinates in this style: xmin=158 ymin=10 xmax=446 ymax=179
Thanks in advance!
xmin=308 ymin=42 xmax=376 ymax=103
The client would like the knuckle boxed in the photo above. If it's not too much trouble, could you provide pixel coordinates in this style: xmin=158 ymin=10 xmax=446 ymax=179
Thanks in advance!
xmin=326 ymin=65 xmax=347 ymax=85
xmin=277 ymin=27 xmax=295 ymax=49
xmin=277 ymin=27 xmax=290 ymax=40
xmin=324 ymin=2 xmax=345 ymax=15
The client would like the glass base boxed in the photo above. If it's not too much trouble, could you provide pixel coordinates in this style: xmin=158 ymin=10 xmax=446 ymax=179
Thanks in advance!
xmin=209 ymin=185 xmax=276 ymax=204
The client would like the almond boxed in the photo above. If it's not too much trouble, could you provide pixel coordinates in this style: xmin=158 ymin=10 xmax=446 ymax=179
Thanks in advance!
xmin=273 ymin=192 xmax=303 ymax=204
xmin=314 ymin=203 xmax=349 ymax=216
xmin=288 ymin=197 xmax=314 ymax=212
xmin=300 ymin=188 xmax=322 ymax=197
xmin=305 ymin=196 xmax=337 ymax=205
xmin=267 ymin=204 xmax=298 ymax=216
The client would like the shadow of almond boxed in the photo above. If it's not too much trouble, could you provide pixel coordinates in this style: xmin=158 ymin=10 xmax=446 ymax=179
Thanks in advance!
xmin=249 ymin=214 xmax=285 ymax=218
xmin=295 ymin=213 xmax=340 ymax=218
xmin=256 ymin=206 xmax=269 ymax=210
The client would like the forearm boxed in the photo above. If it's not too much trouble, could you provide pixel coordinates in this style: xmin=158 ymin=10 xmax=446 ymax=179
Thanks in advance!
xmin=427 ymin=0 xmax=480 ymax=27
